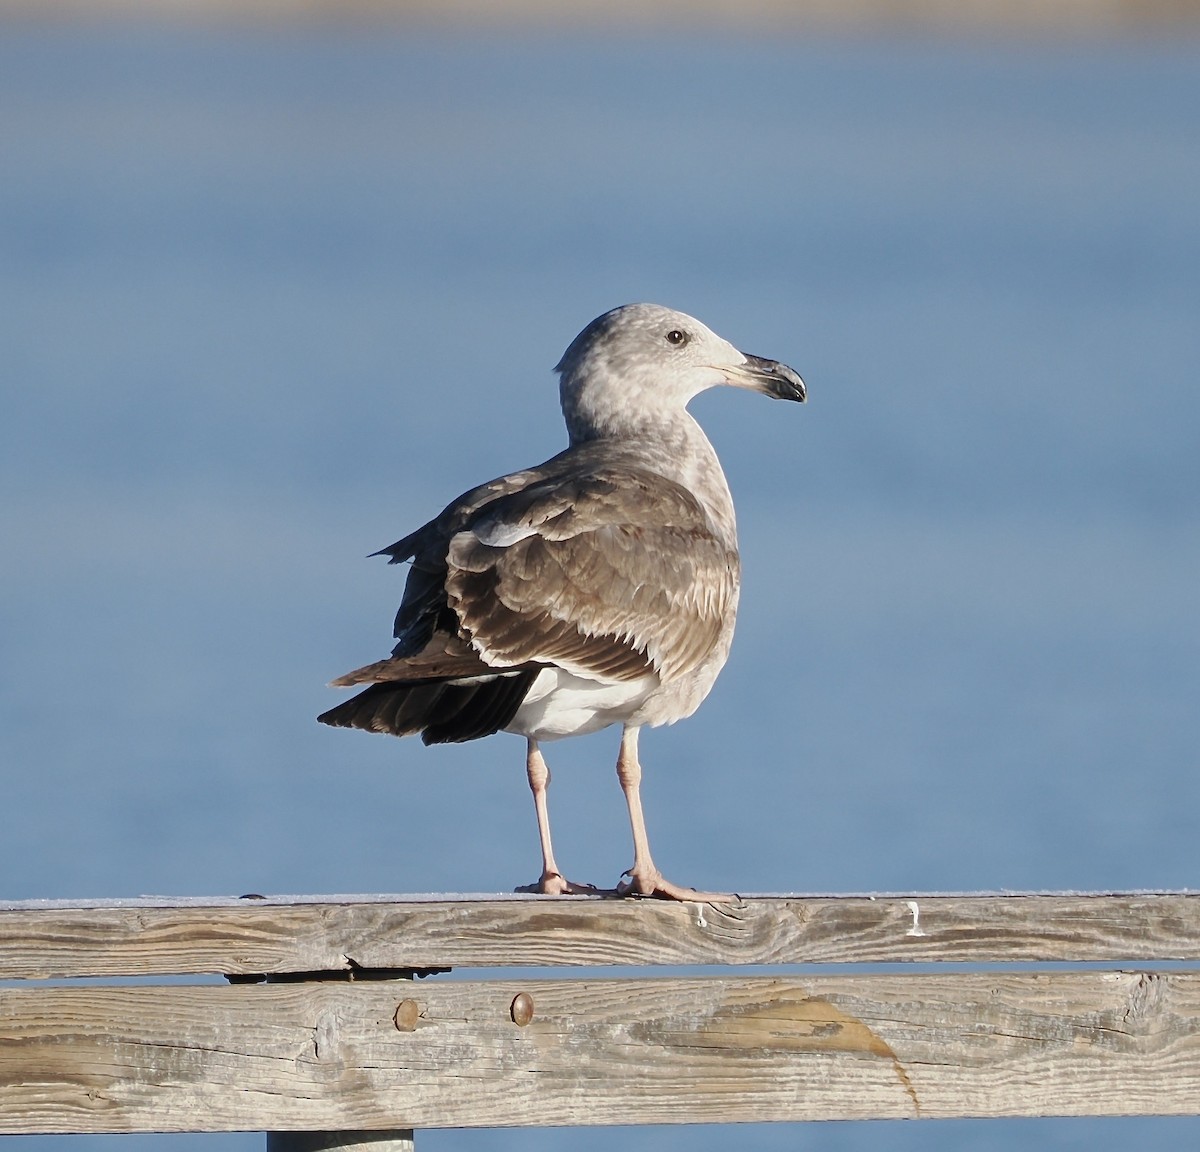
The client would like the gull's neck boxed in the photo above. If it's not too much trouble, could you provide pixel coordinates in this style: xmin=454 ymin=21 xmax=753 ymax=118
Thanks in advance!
xmin=566 ymin=406 xmax=738 ymax=547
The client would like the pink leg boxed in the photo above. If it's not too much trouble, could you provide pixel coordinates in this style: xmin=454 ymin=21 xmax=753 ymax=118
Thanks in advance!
xmin=615 ymin=727 xmax=733 ymax=902
xmin=516 ymin=739 xmax=598 ymax=895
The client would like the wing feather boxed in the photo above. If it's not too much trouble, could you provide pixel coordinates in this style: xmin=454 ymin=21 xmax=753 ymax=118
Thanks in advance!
xmin=328 ymin=449 xmax=738 ymax=701
xmin=446 ymin=464 xmax=738 ymax=683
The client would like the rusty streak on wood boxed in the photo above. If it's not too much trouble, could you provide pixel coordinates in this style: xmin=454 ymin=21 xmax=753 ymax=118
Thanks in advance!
xmin=2 ymin=971 xmax=1198 ymax=1133
xmin=1 ymin=892 xmax=1198 ymax=979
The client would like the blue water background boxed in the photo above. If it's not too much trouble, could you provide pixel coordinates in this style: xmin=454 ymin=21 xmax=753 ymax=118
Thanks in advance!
xmin=1 ymin=22 xmax=1198 ymax=1152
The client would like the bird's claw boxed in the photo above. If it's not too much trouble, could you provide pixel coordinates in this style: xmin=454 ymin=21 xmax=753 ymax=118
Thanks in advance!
xmin=516 ymin=871 xmax=604 ymax=896
xmin=617 ymin=867 xmax=735 ymax=903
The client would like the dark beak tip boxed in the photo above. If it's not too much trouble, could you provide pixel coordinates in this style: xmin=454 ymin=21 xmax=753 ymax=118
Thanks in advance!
xmin=780 ymin=374 xmax=807 ymax=404
xmin=737 ymin=353 xmax=806 ymax=403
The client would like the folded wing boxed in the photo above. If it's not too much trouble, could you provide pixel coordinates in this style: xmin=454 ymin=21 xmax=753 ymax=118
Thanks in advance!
xmin=320 ymin=451 xmax=739 ymax=743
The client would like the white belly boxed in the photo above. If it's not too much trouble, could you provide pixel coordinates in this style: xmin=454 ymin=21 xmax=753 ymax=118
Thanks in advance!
xmin=504 ymin=668 xmax=658 ymax=741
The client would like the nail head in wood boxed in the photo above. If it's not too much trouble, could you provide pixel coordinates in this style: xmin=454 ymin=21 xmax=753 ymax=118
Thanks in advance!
xmin=393 ymin=999 xmax=419 ymax=1032
xmin=510 ymin=991 xmax=534 ymax=1026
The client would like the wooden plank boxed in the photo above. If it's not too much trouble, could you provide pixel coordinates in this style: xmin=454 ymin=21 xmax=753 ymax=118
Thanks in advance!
xmin=2 ymin=971 xmax=1199 ymax=1133
xmin=1 ymin=893 xmax=1199 ymax=978
xmin=265 ymin=971 xmax=415 ymax=1152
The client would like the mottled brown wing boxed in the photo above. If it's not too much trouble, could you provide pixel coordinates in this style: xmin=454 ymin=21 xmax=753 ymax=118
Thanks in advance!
xmin=329 ymin=631 xmax=496 ymax=687
xmin=371 ymin=466 xmax=555 ymax=663
xmin=444 ymin=465 xmax=739 ymax=684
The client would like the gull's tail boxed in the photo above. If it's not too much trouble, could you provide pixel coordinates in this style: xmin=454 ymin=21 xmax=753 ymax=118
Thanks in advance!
xmin=317 ymin=669 xmax=538 ymax=745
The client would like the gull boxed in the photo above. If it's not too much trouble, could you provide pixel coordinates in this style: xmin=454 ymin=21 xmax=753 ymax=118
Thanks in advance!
xmin=319 ymin=303 xmax=805 ymax=900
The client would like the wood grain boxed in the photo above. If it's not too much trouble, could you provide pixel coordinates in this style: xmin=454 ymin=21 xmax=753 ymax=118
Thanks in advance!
xmin=3 ymin=971 xmax=1199 ymax=1132
xmin=1 ymin=893 xmax=1198 ymax=978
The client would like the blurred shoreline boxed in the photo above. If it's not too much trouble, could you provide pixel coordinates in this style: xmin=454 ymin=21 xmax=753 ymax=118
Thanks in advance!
xmin=3 ymin=0 xmax=1199 ymax=36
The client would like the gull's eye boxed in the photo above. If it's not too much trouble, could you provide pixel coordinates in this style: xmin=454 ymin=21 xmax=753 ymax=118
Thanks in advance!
xmin=665 ymin=329 xmax=688 ymax=346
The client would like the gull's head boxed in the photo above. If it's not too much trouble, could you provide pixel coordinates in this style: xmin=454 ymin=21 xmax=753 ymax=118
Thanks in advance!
xmin=555 ymin=303 xmax=805 ymax=442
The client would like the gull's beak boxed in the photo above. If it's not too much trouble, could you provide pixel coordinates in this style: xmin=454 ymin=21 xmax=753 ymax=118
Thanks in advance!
xmin=721 ymin=353 xmax=807 ymax=402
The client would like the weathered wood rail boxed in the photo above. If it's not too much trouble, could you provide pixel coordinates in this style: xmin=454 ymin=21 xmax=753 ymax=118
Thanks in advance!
xmin=2 ymin=892 xmax=1199 ymax=1140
